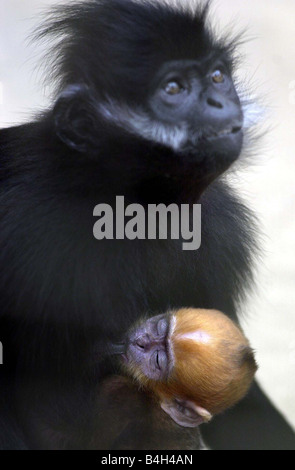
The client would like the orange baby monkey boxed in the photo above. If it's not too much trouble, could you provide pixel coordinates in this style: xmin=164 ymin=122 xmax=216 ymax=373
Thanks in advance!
xmin=118 ymin=308 xmax=257 ymax=428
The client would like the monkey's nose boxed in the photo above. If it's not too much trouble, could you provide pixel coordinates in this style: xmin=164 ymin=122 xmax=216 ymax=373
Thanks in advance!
xmin=202 ymin=89 xmax=243 ymax=131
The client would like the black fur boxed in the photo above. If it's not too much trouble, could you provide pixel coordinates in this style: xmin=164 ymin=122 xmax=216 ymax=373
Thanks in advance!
xmin=38 ymin=0 xmax=231 ymax=101
xmin=0 ymin=0 xmax=294 ymax=450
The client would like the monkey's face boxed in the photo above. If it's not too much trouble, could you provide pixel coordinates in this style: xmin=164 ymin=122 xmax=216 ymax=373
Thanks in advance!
xmin=95 ymin=57 xmax=244 ymax=182
xmin=147 ymin=59 xmax=243 ymax=165
xmin=124 ymin=314 xmax=174 ymax=381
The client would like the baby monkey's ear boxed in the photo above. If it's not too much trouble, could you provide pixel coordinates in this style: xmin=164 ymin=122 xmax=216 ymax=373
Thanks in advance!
xmin=161 ymin=398 xmax=212 ymax=428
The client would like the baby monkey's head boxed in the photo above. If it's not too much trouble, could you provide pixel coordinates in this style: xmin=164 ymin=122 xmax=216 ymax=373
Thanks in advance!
xmin=122 ymin=308 xmax=257 ymax=428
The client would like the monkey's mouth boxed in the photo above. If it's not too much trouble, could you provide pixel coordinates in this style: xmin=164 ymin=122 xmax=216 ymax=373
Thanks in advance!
xmin=205 ymin=125 xmax=242 ymax=141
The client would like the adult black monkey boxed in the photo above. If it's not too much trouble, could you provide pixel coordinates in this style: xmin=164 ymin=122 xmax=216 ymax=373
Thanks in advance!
xmin=0 ymin=0 xmax=294 ymax=450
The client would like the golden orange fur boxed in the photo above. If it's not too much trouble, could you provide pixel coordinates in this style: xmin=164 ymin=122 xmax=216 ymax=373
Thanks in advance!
xmin=140 ymin=308 xmax=257 ymax=415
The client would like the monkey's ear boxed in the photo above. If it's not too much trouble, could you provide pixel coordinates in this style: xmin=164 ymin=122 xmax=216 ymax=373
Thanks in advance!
xmin=161 ymin=398 xmax=212 ymax=428
xmin=53 ymin=84 xmax=99 ymax=153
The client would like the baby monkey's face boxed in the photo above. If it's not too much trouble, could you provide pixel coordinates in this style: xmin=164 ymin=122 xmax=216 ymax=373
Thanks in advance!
xmin=124 ymin=313 xmax=174 ymax=381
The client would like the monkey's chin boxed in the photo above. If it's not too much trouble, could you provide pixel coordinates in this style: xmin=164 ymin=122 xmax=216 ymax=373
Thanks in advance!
xmin=180 ymin=129 xmax=243 ymax=167
xmin=184 ymin=130 xmax=243 ymax=176
xmin=203 ymin=129 xmax=243 ymax=163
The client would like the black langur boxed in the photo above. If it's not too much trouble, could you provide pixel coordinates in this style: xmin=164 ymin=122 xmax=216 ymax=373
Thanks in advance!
xmin=0 ymin=0 xmax=294 ymax=450
xmin=89 ymin=308 xmax=257 ymax=450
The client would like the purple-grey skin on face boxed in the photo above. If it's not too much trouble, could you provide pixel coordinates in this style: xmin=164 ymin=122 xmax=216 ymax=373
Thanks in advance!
xmin=123 ymin=314 xmax=174 ymax=381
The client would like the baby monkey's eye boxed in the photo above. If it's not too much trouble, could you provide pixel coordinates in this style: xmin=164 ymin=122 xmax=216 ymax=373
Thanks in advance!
xmin=164 ymin=81 xmax=183 ymax=95
xmin=154 ymin=350 xmax=168 ymax=373
xmin=211 ymin=69 xmax=225 ymax=83
xmin=156 ymin=351 xmax=160 ymax=369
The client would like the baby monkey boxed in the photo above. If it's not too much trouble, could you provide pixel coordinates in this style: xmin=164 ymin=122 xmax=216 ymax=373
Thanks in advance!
xmin=112 ymin=308 xmax=257 ymax=428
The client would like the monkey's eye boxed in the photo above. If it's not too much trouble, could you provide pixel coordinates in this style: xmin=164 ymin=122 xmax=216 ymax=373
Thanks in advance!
xmin=156 ymin=351 xmax=160 ymax=369
xmin=154 ymin=350 xmax=167 ymax=373
xmin=211 ymin=69 xmax=225 ymax=84
xmin=164 ymin=81 xmax=183 ymax=95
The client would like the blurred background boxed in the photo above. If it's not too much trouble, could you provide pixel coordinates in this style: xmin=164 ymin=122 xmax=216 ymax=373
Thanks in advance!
xmin=0 ymin=0 xmax=294 ymax=430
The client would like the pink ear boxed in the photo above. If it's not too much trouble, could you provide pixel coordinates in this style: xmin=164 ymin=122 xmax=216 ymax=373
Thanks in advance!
xmin=161 ymin=398 xmax=212 ymax=428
